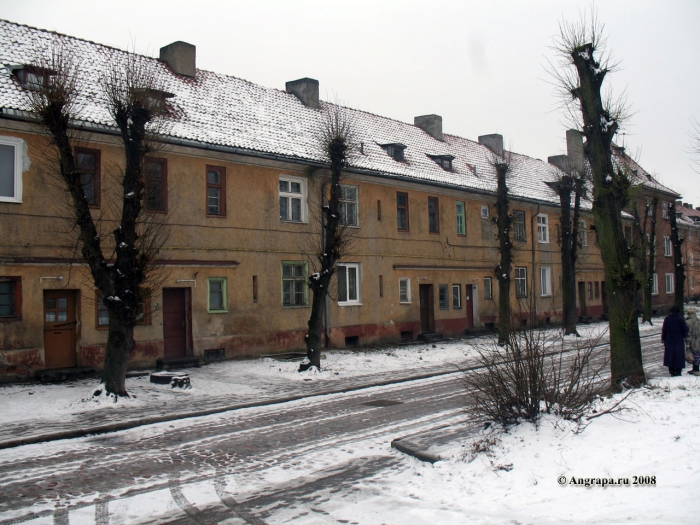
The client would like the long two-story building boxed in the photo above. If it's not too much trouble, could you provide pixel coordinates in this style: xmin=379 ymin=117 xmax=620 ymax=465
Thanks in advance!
xmin=0 ymin=20 xmax=682 ymax=380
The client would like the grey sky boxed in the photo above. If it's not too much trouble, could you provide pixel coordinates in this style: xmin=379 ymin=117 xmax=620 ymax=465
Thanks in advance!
xmin=3 ymin=0 xmax=699 ymax=204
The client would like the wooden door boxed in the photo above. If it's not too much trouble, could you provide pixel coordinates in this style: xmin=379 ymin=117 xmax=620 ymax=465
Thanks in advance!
xmin=163 ymin=288 xmax=188 ymax=359
xmin=44 ymin=290 xmax=77 ymax=369
xmin=465 ymin=284 xmax=474 ymax=329
xmin=419 ymin=284 xmax=435 ymax=333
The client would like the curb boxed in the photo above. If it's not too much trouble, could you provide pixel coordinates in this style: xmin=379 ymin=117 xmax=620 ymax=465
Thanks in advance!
xmin=390 ymin=438 xmax=442 ymax=464
xmin=0 ymin=367 xmax=463 ymax=450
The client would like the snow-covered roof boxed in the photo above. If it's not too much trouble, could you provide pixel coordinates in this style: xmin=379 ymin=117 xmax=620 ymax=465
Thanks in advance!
xmin=0 ymin=19 xmax=671 ymax=208
xmin=611 ymin=144 xmax=679 ymax=198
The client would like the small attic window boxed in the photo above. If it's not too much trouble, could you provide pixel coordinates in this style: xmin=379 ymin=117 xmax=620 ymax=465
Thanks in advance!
xmin=427 ymin=154 xmax=455 ymax=171
xmin=133 ymin=88 xmax=175 ymax=113
xmin=12 ymin=66 xmax=54 ymax=90
xmin=381 ymin=143 xmax=407 ymax=162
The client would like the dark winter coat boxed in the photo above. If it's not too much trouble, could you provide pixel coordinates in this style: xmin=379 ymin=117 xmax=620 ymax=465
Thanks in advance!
xmin=662 ymin=312 xmax=689 ymax=369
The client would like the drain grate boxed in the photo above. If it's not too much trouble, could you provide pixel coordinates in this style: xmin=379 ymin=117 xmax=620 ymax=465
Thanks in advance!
xmin=362 ymin=399 xmax=403 ymax=407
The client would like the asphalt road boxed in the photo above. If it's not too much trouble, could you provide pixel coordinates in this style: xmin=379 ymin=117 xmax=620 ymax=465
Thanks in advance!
xmin=0 ymin=333 xmax=666 ymax=525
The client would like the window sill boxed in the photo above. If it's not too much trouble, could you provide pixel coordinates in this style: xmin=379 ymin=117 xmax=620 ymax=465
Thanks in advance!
xmin=282 ymin=304 xmax=310 ymax=309
xmin=0 ymin=197 xmax=22 ymax=204
xmin=280 ymin=219 xmax=308 ymax=225
xmin=338 ymin=302 xmax=362 ymax=307
xmin=399 ymin=301 xmax=412 ymax=305
xmin=208 ymin=310 xmax=228 ymax=314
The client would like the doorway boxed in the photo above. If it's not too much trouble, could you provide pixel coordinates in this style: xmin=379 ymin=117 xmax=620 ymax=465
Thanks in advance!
xmin=465 ymin=284 xmax=474 ymax=330
xmin=163 ymin=288 xmax=190 ymax=359
xmin=419 ymin=284 xmax=435 ymax=334
xmin=43 ymin=290 xmax=77 ymax=369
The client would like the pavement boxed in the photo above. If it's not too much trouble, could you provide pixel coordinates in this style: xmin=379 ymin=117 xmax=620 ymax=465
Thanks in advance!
xmin=0 ymin=325 xmax=666 ymax=464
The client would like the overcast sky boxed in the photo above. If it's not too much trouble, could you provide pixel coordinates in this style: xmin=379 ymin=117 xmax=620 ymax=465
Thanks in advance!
xmin=3 ymin=0 xmax=699 ymax=204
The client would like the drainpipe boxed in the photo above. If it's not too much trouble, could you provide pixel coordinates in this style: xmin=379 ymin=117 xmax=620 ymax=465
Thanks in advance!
xmin=322 ymin=179 xmax=331 ymax=347
xmin=531 ymin=204 xmax=541 ymax=324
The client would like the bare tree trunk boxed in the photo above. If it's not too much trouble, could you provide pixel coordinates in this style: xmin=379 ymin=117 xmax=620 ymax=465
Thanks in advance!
xmin=632 ymin=195 xmax=658 ymax=324
xmin=556 ymin=175 xmax=583 ymax=336
xmin=669 ymin=202 xmax=685 ymax=313
xmin=646 ymin=197 xmax=658 ymax=322
xmin=494 ymin=163 xmax=513 ymax=344
xmin=570 ymin=43 xmax=645 ymax=388
xmin=103 ymin=317 xmax=135 ymax=395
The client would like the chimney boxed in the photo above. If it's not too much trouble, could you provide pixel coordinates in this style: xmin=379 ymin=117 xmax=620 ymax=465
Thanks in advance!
xmin=478 ymin=134 xmax=503 ymax=157
xmin=285 ymin=78 xmax=319 ymax=109
xmin=547 ymin=155 xmax=570 ymax=172
xmin=414 ymin=114 xmax=443 ymax=141
xmin=160 ymin=41 xmax=196 ymax=77
xmin=566 ymin=129 xmax=584 ymax=174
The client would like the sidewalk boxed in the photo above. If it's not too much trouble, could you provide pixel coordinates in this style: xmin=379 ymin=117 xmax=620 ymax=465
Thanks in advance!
xmin=0 ymin=321 xmax=663 ymax=450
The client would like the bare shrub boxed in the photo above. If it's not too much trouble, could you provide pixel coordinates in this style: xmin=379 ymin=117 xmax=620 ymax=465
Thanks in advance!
xmin=461 ymin=326 xmax=609 ymax=428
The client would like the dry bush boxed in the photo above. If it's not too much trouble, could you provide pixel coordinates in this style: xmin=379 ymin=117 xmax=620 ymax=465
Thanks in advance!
xmin=462 ymin=326 xmax=609 ymax=428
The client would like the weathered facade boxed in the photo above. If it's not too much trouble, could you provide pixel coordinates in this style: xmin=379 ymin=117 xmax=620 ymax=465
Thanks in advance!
xmin=0 ymin=20 xmax=680 ymax=379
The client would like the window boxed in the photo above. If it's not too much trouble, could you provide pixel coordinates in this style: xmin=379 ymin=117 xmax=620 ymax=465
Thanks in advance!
xmin=282 ymin=262 xmax=308 ymax=307
xmin=595 ymin=281 xmax=600 ymax=299
xmin=540 ymin=267 xmax=551 ymax=297
xmin=580 ymin=220 xmax=588 ymax=247
xmin=664 ymin=236 xmax=672 ymax=257
xmin=377 ymin=200 xmax=382 ymax=221
xmin=452 ymin=284 xmax=461 ymax=309
xmin=513 ymin=210 xmax=526 ymax=241
xmin=96 ymin=293 xmax=150 ymax=328
xmin=662 ymin=202 xmax=669 ymax=219
xmin=439 ymin=284 xmax=449 ymax=309
xmin=651 ymin=273 xmax=658 ymax=295
xmin=646 ymin=198 xmax=652 ymax=217
xmin=399 ymin=277 xmax=411 ymax=303
xmin=279 ymin=176 xmax=307 ymax=223
xmin=537 ymin=214 xmax=549 ymax=243
xmin=428 ymin=197 xmax=440 ymax=234
xmin=481 ymin=205 xmax=490 ymax=219
xmin=145 ymin=158 xmax=167 ymax=212
xmin=428 ymin=154 xmax=454 ymax=171
xmin=338 ymin=263 xmax=361 ymax=305
xmin=587 ymin=282 xmax=593 ymax=300
xmin=515 ymin=267 xmax=528 ymax=298
xmin=208 ymin=278 xmax=228 ymax=313
xmin=484 ymin=277 xmax=493 ymax=300
xmin=0 ymin=277 xmax=21 ymax=319
xmin=381 ymin=143 xmax=406 ymax=161
xmin=397 ymin=192 xmax=409 ymax=231
xmin=0 ymin=136 xmax=24 ymax=203
xmin=665 ymin=273 xmax=674 ymax=294
xmin=456 ymin=201 xmax=466 ymax=236
xmin=76 ymin=148 xmax=101 ymax=207
xmin=253 ymin=275 xmax=258 ymax=302
xmin=206 ymin=166 xmax=226 ymax=216
xmin=379 ymin=275 xmax=384 ymax=298
xmin=690 ymin=253 xmax=694 ymax=267
xmin=339 ymin=185 xmax=359 ymax=226
xmin=13 ymin=66 xmax=52 ymax=90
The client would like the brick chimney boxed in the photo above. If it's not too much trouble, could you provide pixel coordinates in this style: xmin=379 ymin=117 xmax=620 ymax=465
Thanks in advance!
xmin=414 ymin=115 xmax=443 ymax=141
xmin=285 ymin=78 xmax=319 ymax=109
xmin=478 ymin=134 xmax=503 ymax=157
xmin=160 ymin=41 xmax=196 ymax=77
xmin=566 ymin=129 xmax=584 ymax=174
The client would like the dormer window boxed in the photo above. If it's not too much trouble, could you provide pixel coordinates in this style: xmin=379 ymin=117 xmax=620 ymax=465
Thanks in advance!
xmin=381 ymin=143 xmax=407 ymax=162
xmin=12 ymin=66 xmax=54 ymax=90
xmin=427 ymin=154 xmax=455 ymax=171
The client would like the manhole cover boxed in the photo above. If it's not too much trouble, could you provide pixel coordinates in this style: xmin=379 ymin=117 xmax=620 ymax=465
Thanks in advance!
xmin=362 ymin=399 xmax=403 ymax=407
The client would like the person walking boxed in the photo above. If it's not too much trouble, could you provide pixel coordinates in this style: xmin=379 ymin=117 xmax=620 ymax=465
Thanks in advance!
xmin=686 ymin=308 xmax=700 ymax=376
xmin=662 ymin=305 xmax=689 ymax=377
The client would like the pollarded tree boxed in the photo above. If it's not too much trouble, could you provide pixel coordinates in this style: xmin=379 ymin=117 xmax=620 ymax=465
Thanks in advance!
xmin=553 ymin=15 xmax=645 ymax=388
xmin=301 ymin=105 xmax=356 ymax=371
xmin=631 ymin=194 xmax=659 ymax=324
xmin=27 ymin=42 xmax=168 ymax=396
xmin=668 ymin=202 xmax=685 ymax=313
xmin=492 ymin=156 xmax=513 ymax=345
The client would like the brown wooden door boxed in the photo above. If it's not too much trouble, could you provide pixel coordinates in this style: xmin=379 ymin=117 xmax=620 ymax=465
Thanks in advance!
xmin=44 ymin=290 xmax=77 ymax=369
xmin=163 ymin=288 xmax=188 ymax=359
xmin=419 ymin=284 xmax=435 ymax=333
xmin=465 ymin=284 xmax=474 ymax=329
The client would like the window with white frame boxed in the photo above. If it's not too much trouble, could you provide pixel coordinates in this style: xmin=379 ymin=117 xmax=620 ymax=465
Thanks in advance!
xmin=399 ymin=278 xmax=411 ymax=303
xmin=481 ymin=204 xmax=490 ymax=219
xmin=515 ymin=267 xmax=528 ymax=298
xmin=338 ymin=263 xmax=361 ymax=305
xmin=0 ymin=136 xmax=24 ymax=203
xmin=484 ymin=277 xmax=493 ymax=300
xmin=208 ymin=278 xmax=228 ymax=313
xmin=662 ymin=202 xmax=669 ymax=219
xmin=339 ymin=184 xmax=359 ymax=226
xmin=540 ymin=267 xmax=552 ymax=297
xmin=279 ymin=176 xmax=307 ymax=223
xmin=665 ymin=273 xmax=674 ymax=294
xmin=537 ymin=214 xmax=549 ymax=243
xmin=439 ymin=284 xmax=449 ymax=309
xmin=452 ymin=284 xmax=461 ymax=309
xmin=664 ymin=236 xmax=672 ymax=257
xmin=513 ymin=210 xmax=526 ymax=242
xmin=580 ymin=220 xmax=588 ymax=247
xmin=282 ymin=261 xmax=308 ymax=307
xmin=651 ymin=273 xmax=658 ymax=295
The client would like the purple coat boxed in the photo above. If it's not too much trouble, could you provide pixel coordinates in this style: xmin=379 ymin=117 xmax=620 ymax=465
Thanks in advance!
xmin=662 ymin=312 xmax=689 ymax=369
